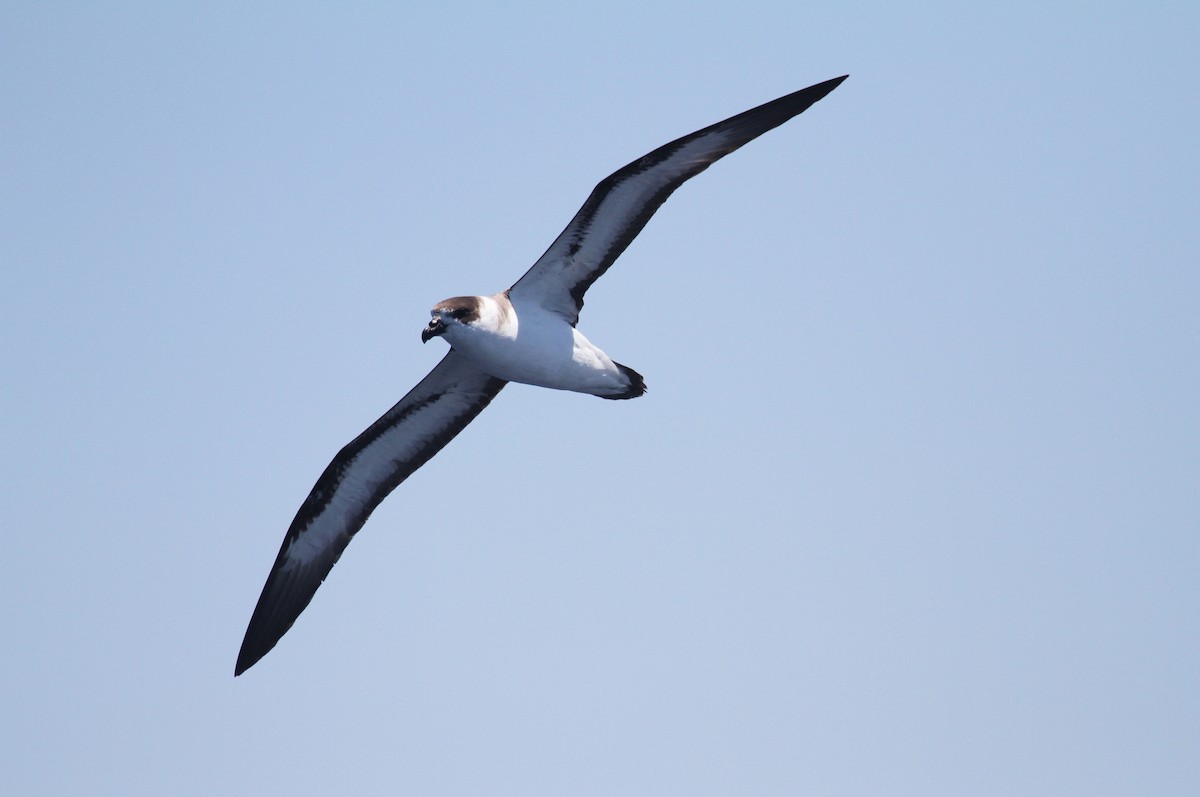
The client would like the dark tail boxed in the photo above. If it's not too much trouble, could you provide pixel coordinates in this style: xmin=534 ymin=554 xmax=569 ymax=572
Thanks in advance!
xmin=602 ymin=362 xmax=647 ymax=400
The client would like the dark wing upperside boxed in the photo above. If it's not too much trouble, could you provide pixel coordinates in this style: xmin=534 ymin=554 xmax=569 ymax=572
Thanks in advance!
xmin=235 ymin=351 xmax=506 ymax=675
xmin=508 ymin=75 xmax=847 ymax=325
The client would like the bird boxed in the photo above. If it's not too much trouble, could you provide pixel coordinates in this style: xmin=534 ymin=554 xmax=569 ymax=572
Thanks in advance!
xmin=236 ymin=75 xmax=847 ymax=675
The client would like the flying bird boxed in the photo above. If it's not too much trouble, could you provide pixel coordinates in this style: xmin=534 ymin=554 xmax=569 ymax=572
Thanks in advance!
xmin=236 ymin=75 xmax=847 ymax=675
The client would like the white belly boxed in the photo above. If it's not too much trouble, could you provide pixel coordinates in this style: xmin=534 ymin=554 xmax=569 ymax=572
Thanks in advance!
xmin=446 ymin=306 xmax=630 ymax=396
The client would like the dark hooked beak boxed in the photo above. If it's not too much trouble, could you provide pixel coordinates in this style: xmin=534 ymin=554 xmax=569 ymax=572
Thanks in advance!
xmin=421 ymin=318 xmax=445 ymax=343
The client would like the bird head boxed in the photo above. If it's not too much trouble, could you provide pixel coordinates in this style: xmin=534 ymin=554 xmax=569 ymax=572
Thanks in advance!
xmin=422 ymin=296 xmax=482 ymax=343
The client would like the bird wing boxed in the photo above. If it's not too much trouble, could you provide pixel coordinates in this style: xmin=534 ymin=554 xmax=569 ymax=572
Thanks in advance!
xmin=507 ymin=75 xmax=847 ymax=325
xmin=236 ymin=350 xmax=506 ymax=675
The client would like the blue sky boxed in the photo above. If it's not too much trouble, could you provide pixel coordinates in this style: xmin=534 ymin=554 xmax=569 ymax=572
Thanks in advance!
xmin=3 ymin=3 xmax=1197 ymax=794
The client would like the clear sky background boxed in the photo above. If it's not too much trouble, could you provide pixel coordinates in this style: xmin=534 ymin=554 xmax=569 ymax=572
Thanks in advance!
xmin=3 ymin=3 xmax=1197 ymax=795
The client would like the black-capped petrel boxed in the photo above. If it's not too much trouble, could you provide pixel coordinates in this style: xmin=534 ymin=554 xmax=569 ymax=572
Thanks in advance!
xmin=236 ymin=75 xmax=847 ymax=675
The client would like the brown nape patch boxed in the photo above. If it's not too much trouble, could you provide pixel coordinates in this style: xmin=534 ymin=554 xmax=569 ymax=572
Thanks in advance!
xmin=601 ymin=362 xmax=647 ymax=400
xmin=433 ymin=296 xmax=483 ymax=324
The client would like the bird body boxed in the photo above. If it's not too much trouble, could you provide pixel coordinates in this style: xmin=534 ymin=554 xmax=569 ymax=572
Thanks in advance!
xmin=425 ymin=292 xmax=643 ymax=399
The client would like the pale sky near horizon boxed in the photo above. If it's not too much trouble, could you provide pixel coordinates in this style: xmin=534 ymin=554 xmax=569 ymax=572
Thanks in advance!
xmin=3 ymin=3 xmax=1198 ymax=795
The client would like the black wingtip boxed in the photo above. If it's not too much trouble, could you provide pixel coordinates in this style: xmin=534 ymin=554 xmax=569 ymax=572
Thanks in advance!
xmin=234 ymin=623 xmax=286 ymax=676
xmin=235 ymin=627 xmax=259 ymax=677
xmin=234 ymin=631 xmax=268 ymax=676
xmin=234 ymin=590 xmax=304 ymax=676
xmin=234 ymin=572 xmax=305 ymax=677
xmin=234 ymin=642 xmax=260 ymax=676
xmin=234 ymin=605 xmax=273 ymax=677
xmin=807 ymin=74 xmax=849 ymax=101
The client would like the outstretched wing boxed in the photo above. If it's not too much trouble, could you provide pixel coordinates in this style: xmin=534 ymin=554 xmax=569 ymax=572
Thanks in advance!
xmin=236 ymin=351 xmax=507 ymax=675
xmin=508 ymin=75 xmax=847 ymax=325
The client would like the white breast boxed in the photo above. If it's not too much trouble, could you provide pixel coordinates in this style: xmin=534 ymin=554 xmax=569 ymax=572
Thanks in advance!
xmin=444 ymin=293 xmax=629 ymax=396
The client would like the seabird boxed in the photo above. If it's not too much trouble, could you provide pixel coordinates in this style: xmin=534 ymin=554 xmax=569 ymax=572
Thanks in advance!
xmin=236 ymin=75 xmax=847 ymax=675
